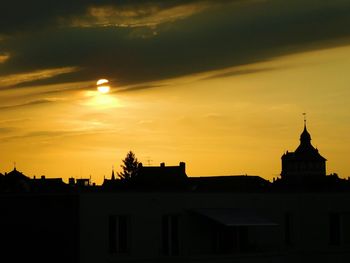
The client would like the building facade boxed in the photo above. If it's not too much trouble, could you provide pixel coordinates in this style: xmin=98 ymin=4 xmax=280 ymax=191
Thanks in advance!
xmin=79 ymin=191 xmax=350 ymax=263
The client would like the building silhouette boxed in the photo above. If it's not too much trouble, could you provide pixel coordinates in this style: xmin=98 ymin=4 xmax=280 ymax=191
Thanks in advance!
xmin=281 ymin=121 xmax=326 ymax=181
xmin=1 ymin=121 xmax=350 ymax=262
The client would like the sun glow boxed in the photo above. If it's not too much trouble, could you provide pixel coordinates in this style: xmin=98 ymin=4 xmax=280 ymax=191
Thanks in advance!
xmin=97 ymin=85 xmax=110 ymax=94
xmin=83 ymin=89 xmax=120 ymax=109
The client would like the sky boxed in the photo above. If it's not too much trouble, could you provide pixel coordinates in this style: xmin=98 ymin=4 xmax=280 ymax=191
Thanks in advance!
xmin=1 ymin=0 xmax=350 ymax=184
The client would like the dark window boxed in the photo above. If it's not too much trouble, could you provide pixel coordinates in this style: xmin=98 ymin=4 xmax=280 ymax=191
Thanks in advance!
xmin=329 ymin=213 xmax=341 ymax=246
xmin=285 ymin=213 xmax=293 ymax=246
xmin=213 ymin=226 xmax=249 ymax=254
xmin=109 ymin=215 xmax=129 ymax=254
xmin=162 ymin=215 xmax=179 ymax=256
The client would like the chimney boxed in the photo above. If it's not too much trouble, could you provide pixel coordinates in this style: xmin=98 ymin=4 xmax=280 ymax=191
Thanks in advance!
xmin=69 ymin=178 xmax=75 ymax=185
xmin=179 ymin=162 xmax=186 ymax=173
xmin=160 ymin=162 xmax=165 ymax=167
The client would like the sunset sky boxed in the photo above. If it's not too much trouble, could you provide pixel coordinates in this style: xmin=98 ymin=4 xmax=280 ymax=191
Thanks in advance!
xmin=1 ymin=0 xmax=350 ymax=184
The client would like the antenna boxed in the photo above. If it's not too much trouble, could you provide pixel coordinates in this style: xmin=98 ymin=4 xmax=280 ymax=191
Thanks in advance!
xmin=111 ymin=165 xmax=115 ymax=180
xmin=145 ymin=156 xmax=153 ymax=166
xmin=13 ymin=161 xmax=16 ymax=170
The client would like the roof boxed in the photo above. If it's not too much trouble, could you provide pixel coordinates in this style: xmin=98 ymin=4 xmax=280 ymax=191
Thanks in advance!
xmin=136 ymin=162 xmax=187 ymax=183
xmin=6 ymin=168 xmax=29 ymax=180
xmin=138 ymin=163 xmax=186 ymax=177
xmin=283 ymin=124 xmax=326 ymax=161
xmin=189 ymin=175 xmax=271 ymax=192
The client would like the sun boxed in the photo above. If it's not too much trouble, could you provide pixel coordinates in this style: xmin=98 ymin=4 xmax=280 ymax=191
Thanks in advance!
xmin=96 ymin=79 xmax=109 ymax=85
xmin=83 ymin=78 xmax=120 ymax=108
xmin=96 ymin=79 xmax=110 ymax=94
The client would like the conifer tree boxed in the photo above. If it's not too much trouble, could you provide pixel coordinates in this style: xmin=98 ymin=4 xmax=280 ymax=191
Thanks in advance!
xmin=118 ymin=151 xmax=139 ymax=180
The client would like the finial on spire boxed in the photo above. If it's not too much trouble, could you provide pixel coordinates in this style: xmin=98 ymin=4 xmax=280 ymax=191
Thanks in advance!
xmin=14 ymin=161 xmax=16 ymax=171
xmin=299 ymin=112 xmax=311 ymax=143
xmin=302 ymin=112 xmax=307 ymax=126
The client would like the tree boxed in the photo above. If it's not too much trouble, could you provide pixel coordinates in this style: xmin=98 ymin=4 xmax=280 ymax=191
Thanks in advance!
xmin=118 ymin=151 xmax=139 ymax=181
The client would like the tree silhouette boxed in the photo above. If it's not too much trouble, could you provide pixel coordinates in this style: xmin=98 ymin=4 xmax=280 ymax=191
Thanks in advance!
xmin=118 ymin=151 xmax=139 ymax=181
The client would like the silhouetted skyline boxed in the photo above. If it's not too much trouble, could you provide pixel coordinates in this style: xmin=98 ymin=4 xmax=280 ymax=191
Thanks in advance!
xmin=1 ymin=122 xmax=347 ymax=191
xmin=1 ymin=113 xmax=350 ymax=263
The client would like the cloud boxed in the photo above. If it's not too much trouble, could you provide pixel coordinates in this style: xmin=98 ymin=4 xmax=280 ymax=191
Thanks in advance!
xmin=0 ymin=67 xmax=79 ymax=88
xmin=68 ymin=1 xmax=212 ymax=28
xmin=201 ymin=67 xmax=279 ymax=81
xmin=1 ymin=0 xmax=350 ymax=91
xmin=0 ymin=0 xmax=215 ymax=34
xmin=0 ymin=127 xmax=16 ymax=134
xmin=0 ymin=98 xmax=60 ymax=110
xmin=0 ymin=127 xmax=115 ymax=143
xmin=114 ymin=83 xmax=168 ymax=93
xmin=0 ymin=53 xmax=10 ymax=63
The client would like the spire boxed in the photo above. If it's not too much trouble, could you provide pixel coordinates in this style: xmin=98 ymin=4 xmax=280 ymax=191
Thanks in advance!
xmin=111 ymin=166 xmax=115 ymax=180
xmin=300 ymin=113 xmax=311 ymax=144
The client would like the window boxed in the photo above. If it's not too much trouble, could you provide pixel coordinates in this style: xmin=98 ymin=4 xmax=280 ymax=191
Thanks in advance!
xmin=162 ymin=215 xmax=179 ymax=256
xmin=213 ymin=226 xmax=249 ymax=254
xmin=329 ymin=212 xmax=341 ymax=246
xmin=109 ymin=215 xmax=129 ymax=254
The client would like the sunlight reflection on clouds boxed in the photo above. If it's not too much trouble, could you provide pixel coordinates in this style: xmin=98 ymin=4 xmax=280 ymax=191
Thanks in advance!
xmin=81 ymin=90 xmax=122 ymax=109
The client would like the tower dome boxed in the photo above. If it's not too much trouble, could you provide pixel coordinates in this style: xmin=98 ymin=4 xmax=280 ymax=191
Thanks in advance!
xmin=281 ymin=116 xmax=326 ymax=180
xmin=300 ymin=124 xmax=311 ymax=143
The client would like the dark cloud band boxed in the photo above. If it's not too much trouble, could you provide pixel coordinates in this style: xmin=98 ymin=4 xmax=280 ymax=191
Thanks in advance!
xmin=0 ymin=0 xmax=350 ymax=91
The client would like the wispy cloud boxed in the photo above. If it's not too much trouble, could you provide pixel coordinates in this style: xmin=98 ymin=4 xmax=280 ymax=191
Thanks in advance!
xmin=0 ymin=127 xmax=116 ymax=143
xmin=0 ymin=53 xmax=9 ymax=63
xmin=114 ymin=83 xmax=168 ymax=93
xmin=0 ymin=98 xmax=62 ymax=110
xmin=201 ymin=67 xmax=279 ymax=81
xmin=0 ymin=67 xmax=79 ymax=88
xmin=68 ymin=2 xmax=212 ymax=29
xmin=0 ymin=127 xmax=16 ymax=134
xmin=0 ymin=0 xmax=225 ymax=34
xmin=0 ymin=118 xmax=31 ymax=125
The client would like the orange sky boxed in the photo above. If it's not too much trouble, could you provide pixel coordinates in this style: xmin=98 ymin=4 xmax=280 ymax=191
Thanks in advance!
xmin=1 ymin=45 xmax=350 ymax=184
xmin=1 ymin=1 xmax=350 ymax=184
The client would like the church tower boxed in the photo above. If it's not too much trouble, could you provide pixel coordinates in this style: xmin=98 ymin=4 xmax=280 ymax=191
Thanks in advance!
xmin=281 ymin=119 xmax=326 ymax=180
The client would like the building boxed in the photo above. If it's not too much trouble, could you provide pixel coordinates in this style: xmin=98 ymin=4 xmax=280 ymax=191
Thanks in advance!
xmin=281 ymin=121 xmax=326 ymax=181
xmin=80 ymin=191 xmax=350 ymax=263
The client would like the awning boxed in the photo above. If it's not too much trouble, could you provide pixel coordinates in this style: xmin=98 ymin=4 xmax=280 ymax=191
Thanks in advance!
xmin=191 ymin=208 xmax=278 ymax=227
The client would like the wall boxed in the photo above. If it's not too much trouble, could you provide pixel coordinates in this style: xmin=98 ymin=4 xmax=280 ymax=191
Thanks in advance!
xmin=79 ymin=192 xmax=350 ymax=263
